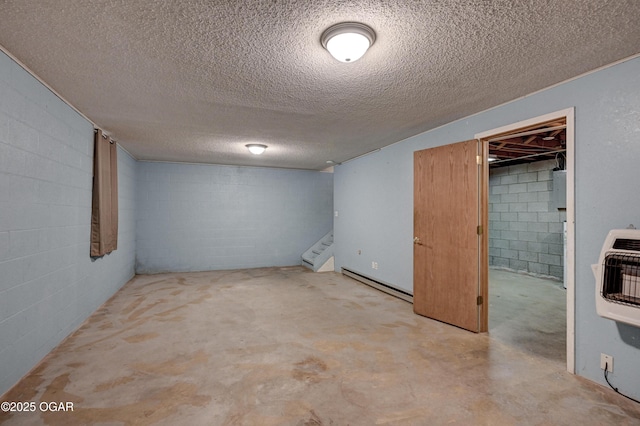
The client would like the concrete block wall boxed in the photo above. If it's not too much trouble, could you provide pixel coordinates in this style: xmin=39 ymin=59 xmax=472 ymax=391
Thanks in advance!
xmin=136 ymin=162 xmax=333 ymax=273
xmin=489 ymin=159 xmax=566 ymax=280
xmin=0 ymin=51 xmax=136 ymax=395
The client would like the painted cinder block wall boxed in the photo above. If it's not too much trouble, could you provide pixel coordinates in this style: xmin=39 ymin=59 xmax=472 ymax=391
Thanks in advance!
xmin=0 ymin=47 xmax=334 ymax=394
xmin=135 ymin=162 xmax=333 ymax=273
xmin=489 ymin=159 xmax=566 ymax=280
xmin=334 ymin=56 xmax=640 ymax=398
xmin=0 ymin=51 xmax=136 ymax=395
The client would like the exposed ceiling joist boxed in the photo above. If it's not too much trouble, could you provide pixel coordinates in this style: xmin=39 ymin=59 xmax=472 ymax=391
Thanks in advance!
xmin=487 ymin=125 xmax=567 ymax=143
xmin=485 ymin=119 xmax=567 ymax=167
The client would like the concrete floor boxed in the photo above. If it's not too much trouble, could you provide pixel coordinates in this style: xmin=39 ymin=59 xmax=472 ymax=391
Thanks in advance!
xmin=489 ymin=269 xmax=566 ymax=364
xmin=1 ymin=266 xmax=639 ymax=425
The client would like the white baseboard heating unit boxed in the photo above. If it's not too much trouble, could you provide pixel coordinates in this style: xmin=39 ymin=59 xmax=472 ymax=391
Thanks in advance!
xmin=593 ymin=229 xmax=640 ymax=327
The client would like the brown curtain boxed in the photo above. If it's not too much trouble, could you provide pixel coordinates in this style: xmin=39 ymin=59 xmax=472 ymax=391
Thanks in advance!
xmin=90 ymin=129 xmax=118 ymax=256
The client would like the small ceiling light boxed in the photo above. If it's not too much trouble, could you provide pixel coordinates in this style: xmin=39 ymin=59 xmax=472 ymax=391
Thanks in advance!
xmin=321 ymin=22 xmax=376 ymax=63
xmin=246 ymin=144 xmax=267 ymax=155
xmin=488 ymin=155 xmax=499 ymax=162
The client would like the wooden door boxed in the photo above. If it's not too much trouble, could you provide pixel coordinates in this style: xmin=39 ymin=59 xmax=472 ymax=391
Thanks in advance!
xmin=413 ymin=140 xmax=487 ymax=332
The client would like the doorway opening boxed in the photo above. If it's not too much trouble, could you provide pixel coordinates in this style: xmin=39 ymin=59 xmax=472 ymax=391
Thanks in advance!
xmin=475 ymin=108 xmax=575 ymax=373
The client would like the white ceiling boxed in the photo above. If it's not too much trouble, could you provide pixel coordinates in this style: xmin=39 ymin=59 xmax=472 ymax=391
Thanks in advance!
xmin=1 ymin=1 xmax=640 ymax=170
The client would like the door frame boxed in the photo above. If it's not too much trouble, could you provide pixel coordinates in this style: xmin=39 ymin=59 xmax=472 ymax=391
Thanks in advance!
xmin=474 ymin=107 xmax=575 ymax=373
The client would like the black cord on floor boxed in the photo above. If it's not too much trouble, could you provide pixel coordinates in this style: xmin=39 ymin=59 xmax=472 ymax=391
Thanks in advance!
xmin=604 ymin=362 xmax=640 ymax=404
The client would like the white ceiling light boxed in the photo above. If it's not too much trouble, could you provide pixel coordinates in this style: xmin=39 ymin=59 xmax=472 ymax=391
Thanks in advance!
xmin=246 ymin=144 xmax=267 ymax=155
xmin=321 ymin=22 xmax=376 ymax=63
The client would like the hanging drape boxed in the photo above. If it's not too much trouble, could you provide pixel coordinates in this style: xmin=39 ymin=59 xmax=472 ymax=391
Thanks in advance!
xmin=90 ymin=129 xmax=118 ymax=256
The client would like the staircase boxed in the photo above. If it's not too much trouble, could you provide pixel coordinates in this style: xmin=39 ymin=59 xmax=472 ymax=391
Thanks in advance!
xmin=301 ymin=231 xmax=334 ymax=272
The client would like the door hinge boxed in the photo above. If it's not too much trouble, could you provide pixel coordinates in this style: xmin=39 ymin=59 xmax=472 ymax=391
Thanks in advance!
xmin=477 ymin=296 xmax=483 ymax=305
xmin=476 ymin=155 xmax=482 ymax=165
xmin=477 ymin=225 xmax=483 ymax=235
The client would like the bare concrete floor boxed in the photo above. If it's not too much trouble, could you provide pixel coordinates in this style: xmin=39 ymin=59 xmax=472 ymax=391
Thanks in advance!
xmin=1 ymin=266 xmax=639 ymax=425
xmin=489 ymin=269 xmax=566 ymax=364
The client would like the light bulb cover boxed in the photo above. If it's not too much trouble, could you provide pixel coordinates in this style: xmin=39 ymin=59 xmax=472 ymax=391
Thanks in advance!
xmin=246 ymin=144 xmax=267 ymax=155
xmin=321 ymin=22 xmax=376 ymax=63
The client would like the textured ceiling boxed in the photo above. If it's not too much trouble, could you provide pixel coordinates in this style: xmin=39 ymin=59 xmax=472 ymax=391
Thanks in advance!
xmin=1 ymin=1 xmax=640 ymax=170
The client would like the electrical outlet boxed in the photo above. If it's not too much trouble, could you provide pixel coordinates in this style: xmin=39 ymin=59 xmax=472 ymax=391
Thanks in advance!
xmin=600 ymin=353 xmax=613 ymax=372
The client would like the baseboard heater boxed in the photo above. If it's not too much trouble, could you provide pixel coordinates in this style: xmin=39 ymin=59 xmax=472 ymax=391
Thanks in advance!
xmin=341 ymin=268 xmax=413 ymax=303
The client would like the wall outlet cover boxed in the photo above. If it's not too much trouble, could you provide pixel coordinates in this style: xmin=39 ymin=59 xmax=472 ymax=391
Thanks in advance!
xmin=600 ymin=353 xmax=613 ymax=372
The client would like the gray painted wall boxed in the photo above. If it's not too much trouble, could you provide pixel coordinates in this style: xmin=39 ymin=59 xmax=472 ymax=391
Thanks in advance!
xmin=0 ymin=51 xmax=136 ymax=395
xmin=334 ymin=56 xmax=640 ymax=398
xmin=489 ymin=160 xmax=566 ymax=280
xmin=136 ymin=162 xmax=333 ymax=273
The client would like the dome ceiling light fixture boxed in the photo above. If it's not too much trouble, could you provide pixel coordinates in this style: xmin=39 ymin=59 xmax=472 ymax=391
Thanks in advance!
xmin=320 ymin=22 xmax=376 ymax=63
xmin=246 ymin=144 xmax=267 ymax=155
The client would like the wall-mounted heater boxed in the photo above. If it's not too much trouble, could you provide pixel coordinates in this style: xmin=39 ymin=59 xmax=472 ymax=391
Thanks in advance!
xmin=593 ymin=229 xmax=640 ymax=327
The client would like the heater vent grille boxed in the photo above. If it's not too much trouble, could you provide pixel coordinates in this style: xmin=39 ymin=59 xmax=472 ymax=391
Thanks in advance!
xmin=612 ymin=238 xmax=640 ymax=251
xmin=602 ymin=253 xmax=640 ymax=307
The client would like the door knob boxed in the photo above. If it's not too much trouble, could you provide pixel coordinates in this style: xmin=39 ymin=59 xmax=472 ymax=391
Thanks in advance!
xmin=414 ymin=237 xmax=423 ymax=245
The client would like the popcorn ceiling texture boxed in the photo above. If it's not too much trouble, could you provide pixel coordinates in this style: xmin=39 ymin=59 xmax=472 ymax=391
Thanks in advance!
xmin=1 ymin=0 xmax=639 ymax=170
